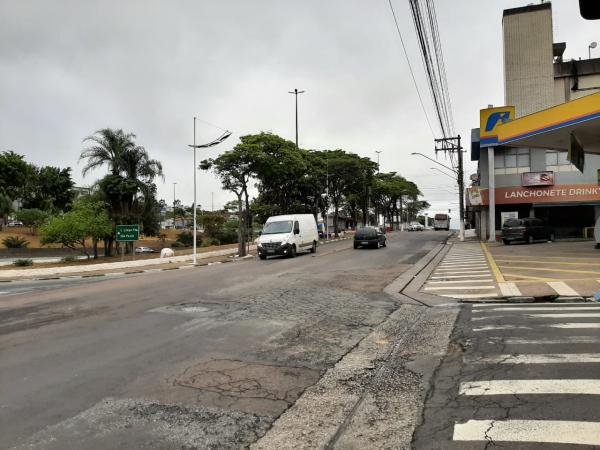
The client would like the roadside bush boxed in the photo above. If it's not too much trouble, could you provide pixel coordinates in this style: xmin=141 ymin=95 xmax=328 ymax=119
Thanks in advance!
xmin=2 ymin=236 xmax=29 ymax=248
xmin=202 ymin=238 xmax=221 ymax=247
xmin=61 ymin=255 xmax=77 ymax=263
xmin=13 ymin=258 xmax=33 ymax=266
xmin=170 ymin=241 xmax=185 ymax=248
xmin=175 ymin=231 xmax=202 ymax=247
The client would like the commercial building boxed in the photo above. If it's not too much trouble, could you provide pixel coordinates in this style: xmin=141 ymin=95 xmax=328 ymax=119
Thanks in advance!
xmin=469 ymin=3 xmax=600 ymax=240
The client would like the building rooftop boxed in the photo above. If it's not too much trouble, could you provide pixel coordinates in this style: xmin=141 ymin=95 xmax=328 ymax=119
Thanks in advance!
xmin=503 ymin=2 xmax=551 ymax=18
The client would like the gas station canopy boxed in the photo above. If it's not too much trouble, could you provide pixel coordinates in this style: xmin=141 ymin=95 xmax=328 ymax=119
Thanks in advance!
xmin=495 ymin=92 xmax=600 ymax=153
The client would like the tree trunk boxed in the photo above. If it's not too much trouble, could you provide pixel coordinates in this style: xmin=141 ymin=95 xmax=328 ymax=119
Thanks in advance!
xmin=93 ymin=238 xmax=98 ymax=259
xmin=333 ymin=203 xmax=339 ymax=237
xmin=237 ymin=193 xmax=246 ymax=257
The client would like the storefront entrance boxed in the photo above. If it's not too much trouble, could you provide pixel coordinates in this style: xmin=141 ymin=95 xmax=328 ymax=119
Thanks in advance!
xmin=534 ymin=204 xmax=598 ymax=239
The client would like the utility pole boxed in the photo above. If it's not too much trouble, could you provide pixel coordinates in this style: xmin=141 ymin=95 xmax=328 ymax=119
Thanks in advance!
xmin=288 ymin=88 xmax=305 ymax=149
xmin=172 ymin=182 xmax=177 ymax=229
xmin=375 ymin=150 xmax=382 ymax=173
xmin=434 ymin=135 xmax=465 ymax=242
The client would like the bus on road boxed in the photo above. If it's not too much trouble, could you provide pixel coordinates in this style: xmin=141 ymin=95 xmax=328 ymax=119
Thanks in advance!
xmin=433 ymin=213 xmax=450 ymax=231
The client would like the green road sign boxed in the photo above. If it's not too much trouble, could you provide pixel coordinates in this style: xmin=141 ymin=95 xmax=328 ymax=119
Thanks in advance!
xmin=116 ymin=225 xmax=139 ymax=242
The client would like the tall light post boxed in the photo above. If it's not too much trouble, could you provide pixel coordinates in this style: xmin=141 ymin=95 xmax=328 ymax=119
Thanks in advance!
xmin=188 ymin=120 xmax=231 ymax=265
xmin=288 ymin=88 xmax=305 ymax=149
xmin=589 ymin=41 xmax=597 ymax=59
xmin=172 ymin=182 xmax=177 ymax=229
xmin=375 ymin=150 xmax=382 ymax=173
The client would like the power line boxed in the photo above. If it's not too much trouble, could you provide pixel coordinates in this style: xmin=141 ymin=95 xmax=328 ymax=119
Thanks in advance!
xmin=387 ymin=0 xmax=435 ymax=137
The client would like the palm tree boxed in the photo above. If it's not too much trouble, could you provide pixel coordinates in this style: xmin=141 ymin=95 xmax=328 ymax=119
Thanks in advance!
xmin=80 ymin=128 xmax=137 ymax=176
xmin=80 ymin=128 xmax=164 ymax=255
xmin=0 ymin=193 xmax=12 ymax=230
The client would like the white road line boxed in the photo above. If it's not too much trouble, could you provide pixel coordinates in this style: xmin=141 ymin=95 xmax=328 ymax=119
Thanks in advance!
xmin=474 ymin=325 xmax=532 ymax=331
xmin=498 ymin=282 xmax=521 ymax=296
xmin=453 ymin=419 xmax=600 ymax=446
xmin=472 ymin=302 xmax=592 ymax=308
xmin=427 ymin=279 xmax=494 ymax=284
xmin=424 ymin=286 xmax=496 ymax=291
xmin=549 ymin=323 xmax=600 ymax=329
xmin=441 ymin=258 xmax=487 ymax=262
xmin=529 ymin=313 xmax=600 ymax=318
xmin=459 ymin=379 xmax=600 ymax=396
xmin=473 ymin=306 xmax=600 ymax=312
xmin=475 ymin=323 xmax=600 ymax=331
xmin=440 ymin=293 xmax=498 ymax=299
xmin=430 ymin=274 xmax=492 ymax=279
xmin=434 ymin=270 xmax=491 ymax=275
xmin=0 ymin=291 xmax=8 ymax=295
xmin=547 ymin=281 xmax=579 ymax=296
xmin=466 ymin=353 xmax=600 ymax=364
xmin=439 ymin=263 xmax=489 ymax=267
xmin=498 ymin=336 xmax=600 ymax=344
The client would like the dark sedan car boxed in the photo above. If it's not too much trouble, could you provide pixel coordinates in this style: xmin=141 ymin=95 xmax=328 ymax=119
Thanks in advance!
xmin=354 ymin=226 xmax=387 ymax=249
xmin=501 ymin=218 xmax=555 ymax=245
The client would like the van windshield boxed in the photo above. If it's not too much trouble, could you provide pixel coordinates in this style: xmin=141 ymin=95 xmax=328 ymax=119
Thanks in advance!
xmin=263 ymin=220 xmax=293 ymax=235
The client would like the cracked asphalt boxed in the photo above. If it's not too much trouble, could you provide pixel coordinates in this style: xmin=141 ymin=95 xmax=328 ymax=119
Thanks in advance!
xmin=0 ymin=231 xmax=448 ymax=449
xmin=412 ymin=302 xmax=600 ymax=449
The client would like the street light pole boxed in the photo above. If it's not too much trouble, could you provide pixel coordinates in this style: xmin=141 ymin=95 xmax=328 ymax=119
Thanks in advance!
xmin=193 ymin=117 xmax=197 ymax=265
xmin=589 ymin=41 xmax=597 ymax=59
xmin=375 ymin=150 xmax=382 ymax=173
xmin=187 ymin=126 xmax=232 ymax=260
xmin=288 ymin=88 xmax=305 ymax=149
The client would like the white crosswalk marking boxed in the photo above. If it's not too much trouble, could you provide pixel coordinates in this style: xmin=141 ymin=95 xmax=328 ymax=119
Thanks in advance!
xmin=459 ymin=379 xmax=600 ymax=396
xmin=448 ymin=303 xmax=600 ymax=447
xmin=421 ymin=244 xmax=499 ymax=299
xmin=498 ymin=282 xmax=521 ymax=296
xmin=454 ymin=420 xmax=600 ymax=446
xmin=547 ymin=281 xmax=580 ymax=296
xmin=473 ymin=306 xmax=600 ymax=312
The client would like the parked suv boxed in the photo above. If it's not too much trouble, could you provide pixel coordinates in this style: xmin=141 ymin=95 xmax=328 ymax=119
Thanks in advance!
xmin=501 ymin=218 xmax=554 ymax=245
xmin=354 ymin=226 xmax=386 ymax=249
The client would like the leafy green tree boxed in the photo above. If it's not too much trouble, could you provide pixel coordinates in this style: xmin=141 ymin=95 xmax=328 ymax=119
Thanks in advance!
xmin=40 ymin=199 xmax=112 ymax=258
xmin=201 ymin=144 xmax=257 ymax=256
xmin=0 ymin=192 xmax=12 ymax=230
xmin=22 ymin=166 xmax=75 ymax=212
xmin=15 ymin=208 xmax=49 ymax=234
xmin=324 ymin=150 xmax=376 ymax=236
xmin=0 ymin=151 xmax=32 ymax=200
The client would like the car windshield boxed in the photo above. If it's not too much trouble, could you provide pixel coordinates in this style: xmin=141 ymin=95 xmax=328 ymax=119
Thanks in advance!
xmin=263 ymin=220 xmax=293 ymax=235
xmin=503 ymin=219 xmax=522 ymax=227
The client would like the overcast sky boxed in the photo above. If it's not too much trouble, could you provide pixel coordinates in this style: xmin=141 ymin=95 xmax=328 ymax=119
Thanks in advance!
xmin=1 ymin=1 xmax=597 ymax=224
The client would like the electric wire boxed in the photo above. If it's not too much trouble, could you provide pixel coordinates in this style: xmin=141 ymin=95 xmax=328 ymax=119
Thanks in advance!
xmin=387 ymin=0 xmax=436 ymax=138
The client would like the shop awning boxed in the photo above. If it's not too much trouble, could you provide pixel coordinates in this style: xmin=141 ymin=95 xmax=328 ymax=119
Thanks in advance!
xmin=495 ymin=92 xmax=600 ymax=153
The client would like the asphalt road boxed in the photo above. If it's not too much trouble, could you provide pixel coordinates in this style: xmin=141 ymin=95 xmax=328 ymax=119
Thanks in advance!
xmin=0 ymin=230 xmax=447 ymax=449
xmin=413 ymin=302 xmax=600 ymax=449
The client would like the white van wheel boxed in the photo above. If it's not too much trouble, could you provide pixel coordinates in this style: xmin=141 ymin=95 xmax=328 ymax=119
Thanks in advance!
xmin=310 ymin=241 xmax=317 ymax=253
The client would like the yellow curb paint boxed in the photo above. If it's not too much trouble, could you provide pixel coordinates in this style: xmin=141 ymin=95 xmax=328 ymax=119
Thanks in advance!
xmin=481 ymin=242 xmax=505 ymax=283
xmin=498 ymin=265 xmax=600 ymax=275
xmin=495 ymin=259 xmax=600 ymax=267
xmin=502 ymin=273 xmax=557 ymax=282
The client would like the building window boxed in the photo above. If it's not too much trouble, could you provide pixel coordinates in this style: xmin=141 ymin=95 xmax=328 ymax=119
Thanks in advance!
xmin=546 ymin=150 xmax=578 ymax=172
xmin=494 ymin=148 xmax=530 ymax=175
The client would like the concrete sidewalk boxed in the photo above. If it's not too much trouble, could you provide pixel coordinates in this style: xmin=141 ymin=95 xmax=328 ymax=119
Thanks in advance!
xmin=0 ymin=237 xmax=353 ymax=280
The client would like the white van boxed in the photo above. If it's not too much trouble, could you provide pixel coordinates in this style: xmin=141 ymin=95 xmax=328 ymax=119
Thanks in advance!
xmin=257 ymin=214 xmax=319 ymax=260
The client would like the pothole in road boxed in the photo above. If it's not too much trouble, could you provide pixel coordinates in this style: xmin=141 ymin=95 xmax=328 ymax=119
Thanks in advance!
xmin=170 ymin=359 xmax=321 ymax=406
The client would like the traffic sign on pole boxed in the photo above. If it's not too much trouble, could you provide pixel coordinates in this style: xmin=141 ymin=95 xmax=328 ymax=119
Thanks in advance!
xmin=116 ymin=225 xmax=139 ymax=242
